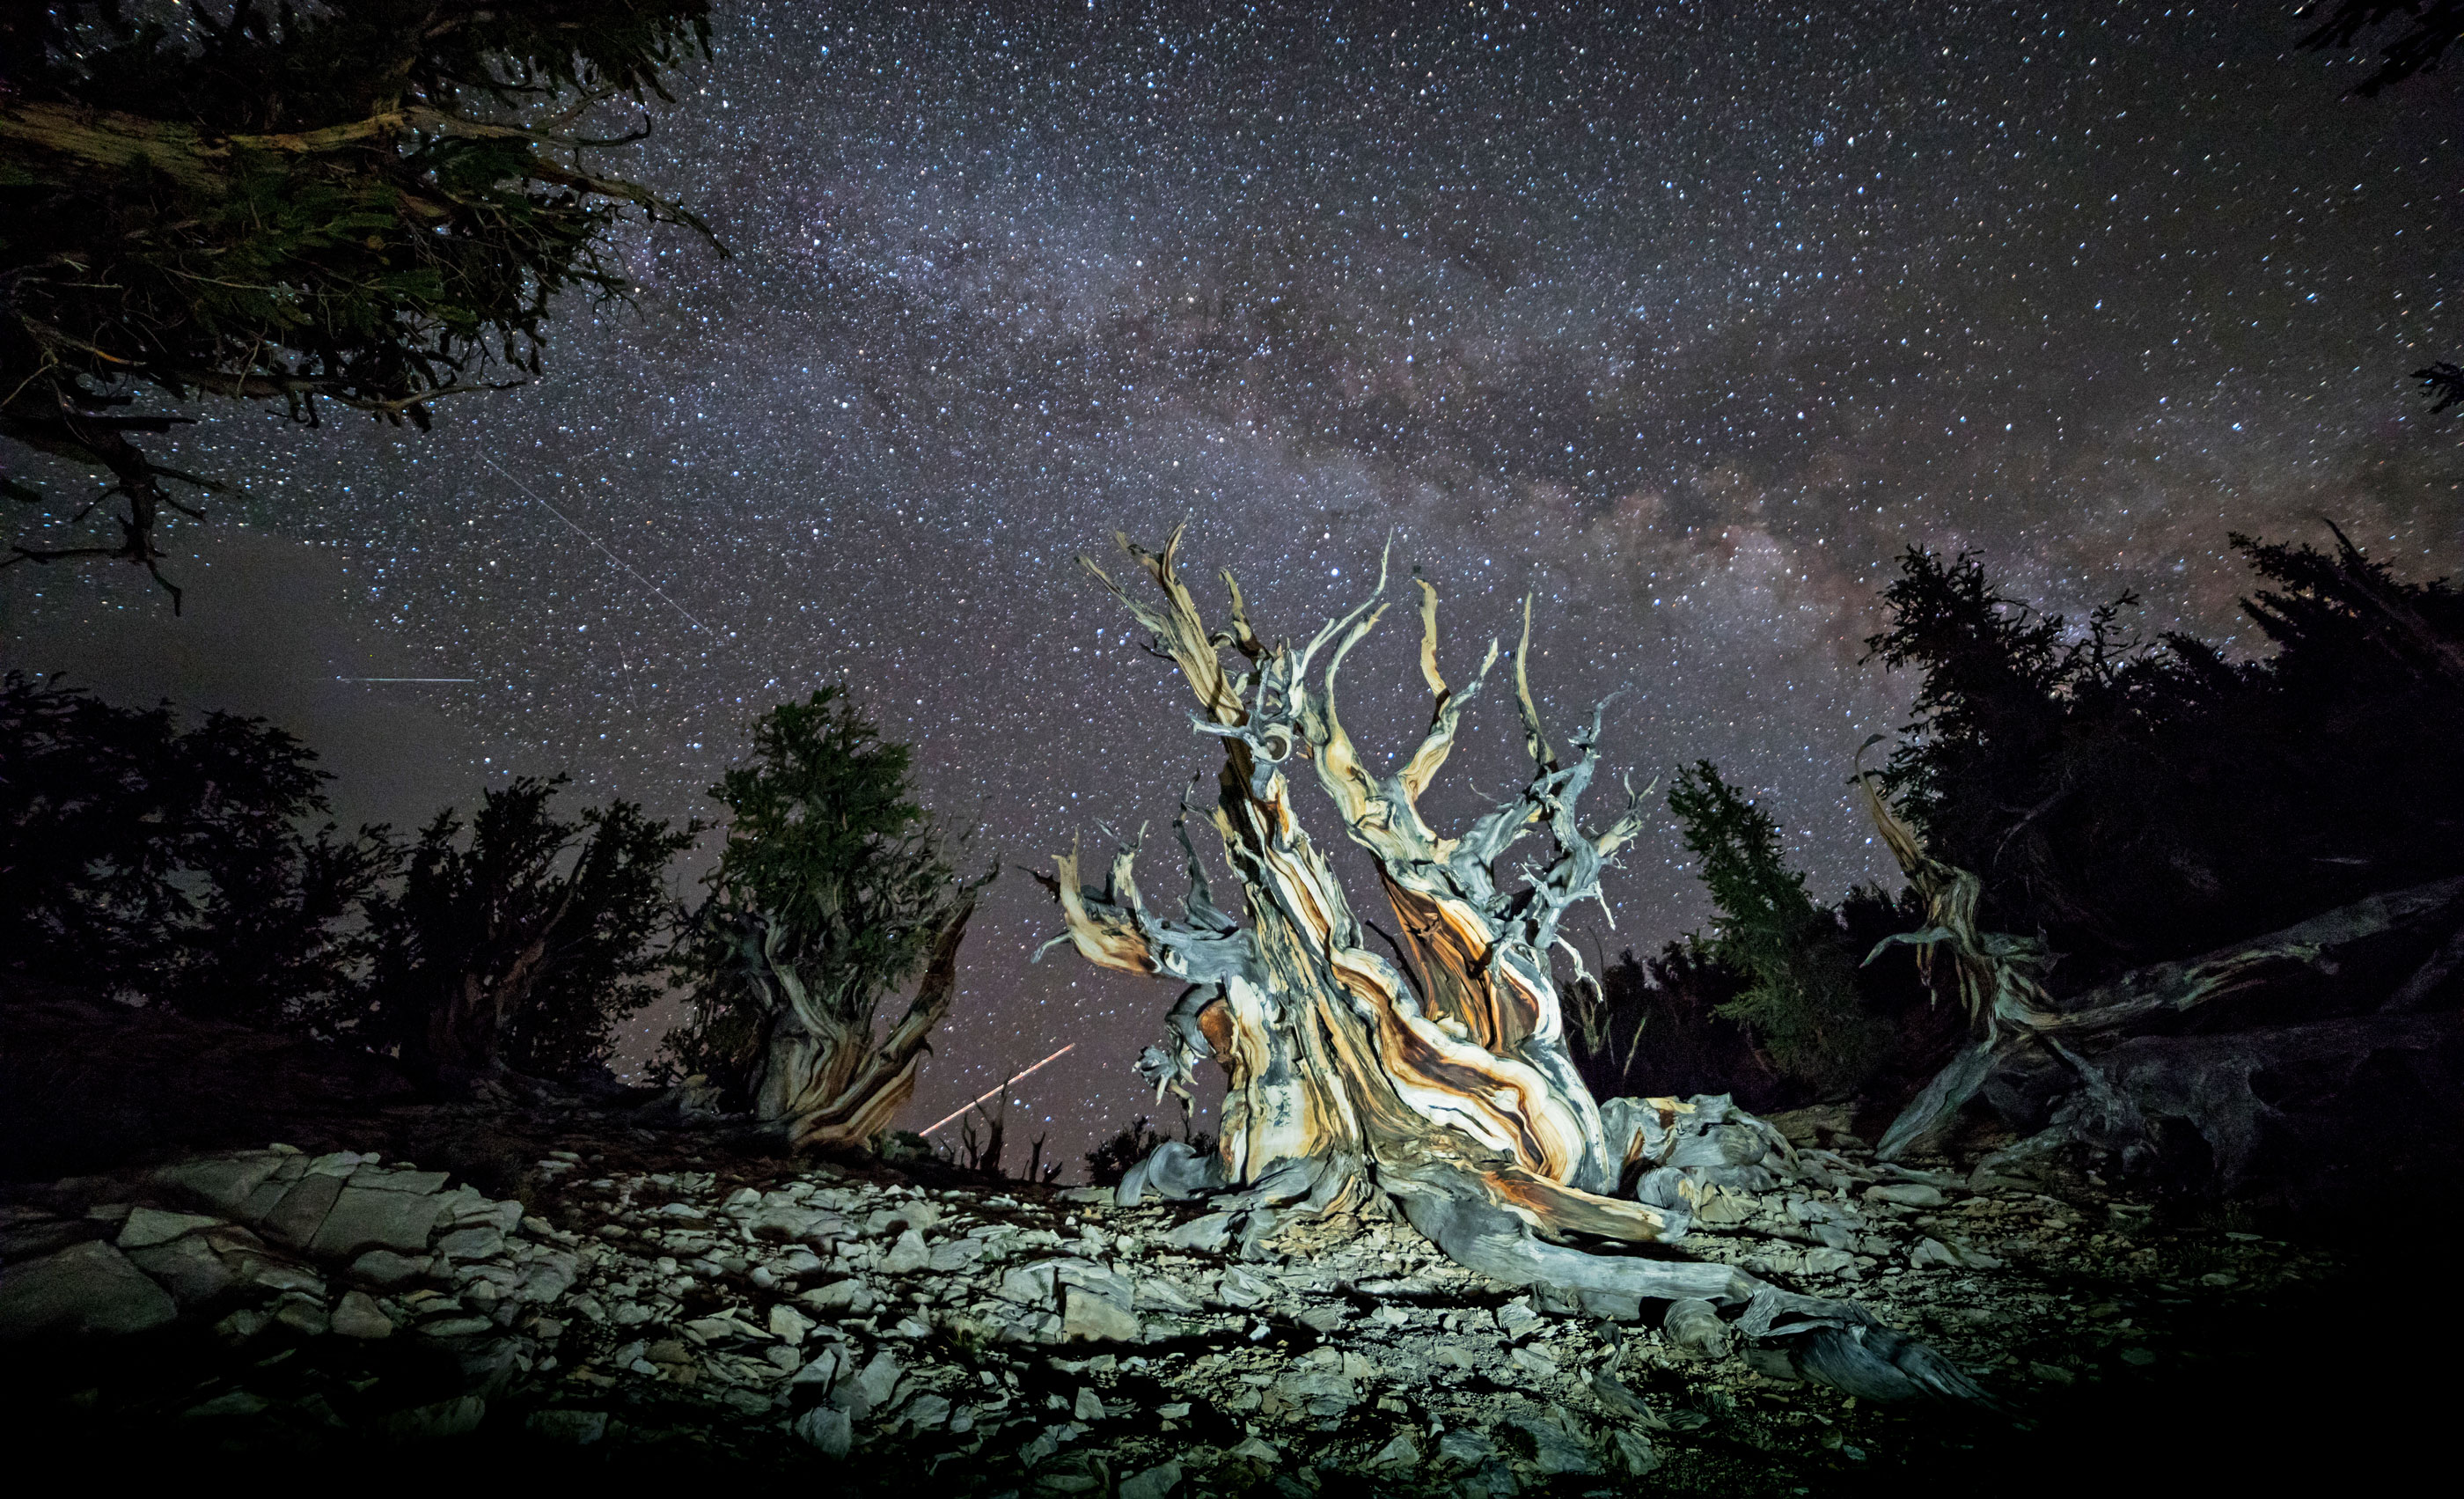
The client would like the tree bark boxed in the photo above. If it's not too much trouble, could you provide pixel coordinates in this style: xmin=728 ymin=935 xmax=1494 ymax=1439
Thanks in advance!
xmin=1039 ymin=529 xmax=1983 ymax=1400
xmin=742 ymin=884 xmax=981 ymax=1151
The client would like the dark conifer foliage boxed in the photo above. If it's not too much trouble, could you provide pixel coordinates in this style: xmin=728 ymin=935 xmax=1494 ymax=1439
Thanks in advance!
xmin=1864 ymin=533 xmax=2464 ymax=989
xmin=0 ymin=672 xmax=391 ymax=1026
xmin=667 ymin=687 xmax=980 ymax=1138
xmin=1664 ymin=761 xmax=1885 ymax=1096
xmin=357 ymin=775 xmax=693 ymax=1076
xmin=1575 ymin=943 xmax=1783 ymax=1111
xmin=0 ymin=1 xmax=717 ymax=600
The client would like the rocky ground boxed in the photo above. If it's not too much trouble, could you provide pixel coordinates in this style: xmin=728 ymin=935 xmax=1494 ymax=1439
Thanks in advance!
xmin=4 ymin=1092 xmax=2417 ymax=1495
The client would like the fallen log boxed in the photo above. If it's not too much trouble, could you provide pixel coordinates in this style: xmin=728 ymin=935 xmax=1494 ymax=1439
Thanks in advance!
xmin=1865 ymin=776 xmax=2464 ymax=1179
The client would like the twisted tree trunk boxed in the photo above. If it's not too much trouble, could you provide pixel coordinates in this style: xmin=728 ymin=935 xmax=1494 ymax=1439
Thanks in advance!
xmin=728 ymin=886 xmax=982 ymax=1151
xmin=1039 ymin=528 xmax=1981 ymax=1400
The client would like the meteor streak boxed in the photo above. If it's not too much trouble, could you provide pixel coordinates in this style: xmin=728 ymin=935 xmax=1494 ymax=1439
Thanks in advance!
xmin=919 ymin=1044 xmax=1076 ymax=1137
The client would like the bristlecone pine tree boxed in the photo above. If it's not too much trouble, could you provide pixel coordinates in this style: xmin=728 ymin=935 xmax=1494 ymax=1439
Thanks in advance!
xmin=680 ymin=689 xmax=991 ymax=1152
xmin=1038 ymin=528 xmax=1982 ymax=1400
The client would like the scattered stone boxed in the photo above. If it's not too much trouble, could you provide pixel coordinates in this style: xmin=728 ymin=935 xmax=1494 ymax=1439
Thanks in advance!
xmin=795 ymin=1406 xmax=854 ymax=1456
xmin=0 ymin=1106 xmax=2317 ymax=1483
xmin=526 ymin=1408 xmax=608 ymax=1444
xmin=330 ymin=1290 xmax=395 ymax=1339
xmin=385 ymin=1395 xmax=487 ymax=1441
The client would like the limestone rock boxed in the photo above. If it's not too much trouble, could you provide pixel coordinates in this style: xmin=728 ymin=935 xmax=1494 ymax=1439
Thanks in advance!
xmin=125 ymin=1234 xmax=238 ymax=1306
xmin=1609 ymin=1428 xmax=1661 ymax=1477
xmin=1661 ymin=1297 xmax=1733 ymax=1361
xmin=385 ymin=1394 xmax=486 ymax=1441
xmin=1120 ymin=1459 xmax=1184 ymax=1499
xmin=853 ymin=1348 xmax=904 ymax=1407
xmin=310 ymin=1186 xmax=447 ymax=1258
xmin=434 ymin=1225 xmax=503 ymax=1261
xmin=1864 ymin=1182 xmax=1947 ymax=1208
xmin=0 ymin=1240 xmax=178 ymax=1338
xmin=348 ymin=1248 xmax=436 ymax=1287
xmin=115 ymin=1207 xmax=224 ymax=1250
xmin=331 ymin=1290 xmax=395 ymax=1339
xmin=1368 ymin=1430 xmax=1420 ymax=1468
xmin=1163 ymin=1212 xmax=1234 ymax=1253
xmin=1509 ymin=1414 xmax=1600 ymax=1475
xmin=1909 ymin=1237 xmax=1962 ymax=1269
xmin=526 ymin=1408 xmax=608 ymax=1444
xmin=260 ymin=1172 xmax=345 ymax=1250
xmin=880 ymin=1227 xmax=930 ymax=1275
xmin=795 ymin=1405 xmax=853 ymax=1456
xmin=148 ymin=1152 xmax=289 ymax=1217
xmin=768 ymin=1304 xmax=815 ymax=1342
xmin=1060 ymin=1288 xmax=1140 ymax=1344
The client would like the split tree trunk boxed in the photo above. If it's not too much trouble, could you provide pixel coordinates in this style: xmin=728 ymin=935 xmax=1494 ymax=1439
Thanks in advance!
xmin=1039 ymin=528 xmax=1980 ymax=1400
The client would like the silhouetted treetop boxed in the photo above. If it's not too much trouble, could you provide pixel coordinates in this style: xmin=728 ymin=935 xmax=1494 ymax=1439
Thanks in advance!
xmin=1 ymin=1 xmax=719 ymax=602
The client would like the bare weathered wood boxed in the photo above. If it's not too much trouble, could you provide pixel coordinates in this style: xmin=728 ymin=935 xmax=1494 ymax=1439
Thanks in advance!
xmin=1040 ymin=529 xmax=1984 ymax=1402
xmin=744 ymin=884 xmax=983 ymax=1151
xmin=1865 ymin=755 xmax=2464 ymax=1169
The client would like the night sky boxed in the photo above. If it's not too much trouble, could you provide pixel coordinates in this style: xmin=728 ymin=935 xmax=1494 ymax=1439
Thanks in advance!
xmin=5 ymin=2 xmax=2460 ymax=1165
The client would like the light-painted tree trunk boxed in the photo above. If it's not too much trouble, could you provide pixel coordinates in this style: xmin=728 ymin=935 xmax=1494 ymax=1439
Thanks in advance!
xmin=734 ymin=887 xmax=980 ymax=1151
xmin=1038 ymin=528 xmax=1983 ymax=1400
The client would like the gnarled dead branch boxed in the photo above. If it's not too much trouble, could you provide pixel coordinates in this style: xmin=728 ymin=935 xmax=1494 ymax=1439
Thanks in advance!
xmin=1038 ymin=527 xmax=1984 ymax=1402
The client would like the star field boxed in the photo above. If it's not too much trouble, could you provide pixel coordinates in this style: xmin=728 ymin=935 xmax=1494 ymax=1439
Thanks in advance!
xmin=6 ymin=2 xmax=2460 ymax=1163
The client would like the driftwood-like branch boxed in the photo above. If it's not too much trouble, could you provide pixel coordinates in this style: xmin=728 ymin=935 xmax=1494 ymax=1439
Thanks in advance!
xmin=1041 ymin=527 xmax=1984 ymax=1403
xmin=1864 ymin=744 xmax=2464 ymax=1171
